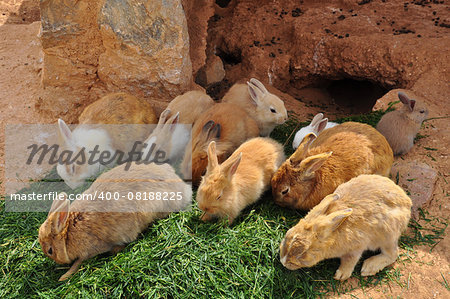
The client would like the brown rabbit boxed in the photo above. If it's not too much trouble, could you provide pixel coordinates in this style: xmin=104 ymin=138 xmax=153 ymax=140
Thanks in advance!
xmin=167 ymin=90 xmax=215 ymax=125
xmin=57 ymin=92 xmax=157 ymax=189
xmin=280 ymin=174 xmax=412 ymax=280
xmin=180 ymin=102 xmax=259 ymax=185
xmin=376 ymin=91 xmax=428 ymax=155
xmin=222 ymin=78 xmax=288 ymax=136
xmin=78 ymin=92 xmax=157 ymax=125
xmin=271 ymin=122 xmax=393 ymax=210
xmin=197 ymin=138 xmax=285 ymax=224
xmin=39 ymin=162 xmax=192 ymax=281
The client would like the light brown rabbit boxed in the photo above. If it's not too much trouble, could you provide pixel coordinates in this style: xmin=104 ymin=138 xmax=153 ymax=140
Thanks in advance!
xmin=280 ymin=174 xmax=412 ymax=281
xmin=167 ymin=90 xmax=215 ymax=125
xmin=78 ymin=92 xmax=157 ymax=125
xmin=197 ymin=137 xmax=285 ymax=224
xmin=180 ymin=102 xmax=259 ymax=185
xmin=271 ymin=122 xmax=393 ymax=210
xmin=57 ymin=92 xmax=157 ymax=189
xmin=39 ymin=162 xmax=192 ymax=281
xmin=222 ymin=78 xmax=288 ymax=136
xmin=376 ymin=91 xmax=428 ymax=155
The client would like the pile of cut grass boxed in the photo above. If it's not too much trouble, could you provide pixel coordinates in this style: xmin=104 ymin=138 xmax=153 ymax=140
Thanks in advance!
xmin=0 ymin=108 xmax=447 ymax=298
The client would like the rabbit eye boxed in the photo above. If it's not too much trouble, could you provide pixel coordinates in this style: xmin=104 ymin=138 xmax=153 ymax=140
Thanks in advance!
xmin=281 ymin=187 xmax=290 ymax=195
xmin=47 ymin=247 xmax=53 ymax=255
xmin=270 ymin=107 xmax=277 ymax=113
xmin=420 ymin=110 xmax=425 ymax=113
xmin=216 ymin=192 xmax=223 ymax=200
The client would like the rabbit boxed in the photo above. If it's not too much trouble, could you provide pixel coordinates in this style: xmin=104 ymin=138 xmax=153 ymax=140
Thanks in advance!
xmin=78 ymin=92 xmax=158 ymax=125
xmin=180 ymin=102 xmax=260 ymax=185
xmin=167 ymin=90 xmax=215 ymax=125
xmin=57 ymin=92 xmax=157 ymax=189
xmin=39 ymin=162 xmax=192 ymax=281
xmin=141 ymin=109 xmax=190 ymax=164
xmin=280 ymin=174 xmax=412 ymax=281
xmin=376 ymin=91 xmax=428 ymax=155
xmin=292 ymin=113 xmax=339 ymax=149
xmin=197 ymin=137 xmax=285 ymax=224
xmin=221 ymin=78 xmax=288 ymax=136
xmin=272 ymin=122 xmax=393 ymax=210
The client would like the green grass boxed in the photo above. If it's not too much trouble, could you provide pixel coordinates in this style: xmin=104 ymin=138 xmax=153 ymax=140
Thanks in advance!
xmin=0 ymin=108 xmax=447 ymax=298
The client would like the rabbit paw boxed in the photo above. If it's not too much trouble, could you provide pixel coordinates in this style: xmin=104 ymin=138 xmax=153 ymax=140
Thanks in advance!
xmin=361 ymin=256 xmax=385 ymax=276
xmin=334 ymin=268 xmax=352 ymax=281
xmin=200 ymin=212 xmax=214 ymax=222
xmin=58 ymin=272 xmax=71 ymax=281
xmin=58 ymin=258 xmax=84 ymax=281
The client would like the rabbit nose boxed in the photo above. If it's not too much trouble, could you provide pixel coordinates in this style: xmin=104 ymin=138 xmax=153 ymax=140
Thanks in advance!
xmin=278 ymin=115 xmax=288 ymax=124
xmin=198 ymin=203 xmax=207 ymax=212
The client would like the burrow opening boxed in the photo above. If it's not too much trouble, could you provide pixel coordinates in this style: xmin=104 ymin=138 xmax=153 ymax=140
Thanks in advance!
xmin=215 ymin=47 xmax=242 ymax=66
xmin=293 ymin=78 xmax=391 ymax=114
xmin=215 ymin=0 xmax=232 ymax=8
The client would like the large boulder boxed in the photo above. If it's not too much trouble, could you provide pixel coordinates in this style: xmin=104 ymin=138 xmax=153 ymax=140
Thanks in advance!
xmin=39 ymin=0 xmax=192 ymax=120
xmin=97 ymin=0 xmax=192 ymax=99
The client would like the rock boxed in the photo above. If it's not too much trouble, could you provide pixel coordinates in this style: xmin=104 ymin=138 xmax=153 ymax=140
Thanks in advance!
xmin=181 ymin=0 xmax=215 ymax=74
xmin=372 ymin=89 xmax=422 ymax=112
xmin=39 ymin=0 xmax=193 ymax=119
xmin=97 ymin=0 xmax=192 ymax=100
xmin=205 ymin=55 xmax=225 ymax=85
xmin=390 ymin=161 xmax=438 ymax=219
xmin=40 ymin=0 xmax=103 ymax=94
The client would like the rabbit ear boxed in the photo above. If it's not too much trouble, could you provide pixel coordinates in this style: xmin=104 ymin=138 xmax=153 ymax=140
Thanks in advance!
xmin=326 ymin=208 xmax=353 ymax=231
xmin=157 ymin=109 xmax=171 ymax=128
xmin=249 ymin=78 xmax=269 ymax=93
xmin=310 ymin=113 xmax=324 ymax=127
xmin=207 ymin=141 xmax=218 ymax=169
xmin=398 ymin=92 xmax=415 ymax=112
xmin=409 ymin=99 xmax=416 ymax=111
xmin=307 ymin=193 xmax=340 ymax=218
xmin=298 ymin=152 xmax=332 ymax=178
xmin=200 ymin=121 xmax=220 ymax=150
xmin=58 ymin=119 xmax=74 ymax=147
xmin=290 ymin=133 xmax=317 ymax=164
xmin=202 ymin=120 xmax=215 ymax=135
xmin=315 ymin=118 xmax=328 ymax=134
xmin=49 ymin=193 xmax=67 ymax=215
xmin=50 ymin=193 xmax=70 ymax=234
xmin=170 ymin=112 xmax=179 ymax=125
xmin=208 ymin=123 xmax=221 ymax=140
xmin=247 ymin=81 xmax=265 ymax=105
xmin=222 ymin=152 xmax=242 ymax=179
xmin=164 ymin=112 xmax=180 ymax=134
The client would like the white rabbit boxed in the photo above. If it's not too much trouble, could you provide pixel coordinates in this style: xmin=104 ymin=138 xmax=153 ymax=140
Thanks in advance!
xmin=292 ymin=113 xmax=338 ymax=149
xmin=56 ymin=93 xmax=156 ymax=189
xmin=141 ymin=109 xmax=190 ymax=164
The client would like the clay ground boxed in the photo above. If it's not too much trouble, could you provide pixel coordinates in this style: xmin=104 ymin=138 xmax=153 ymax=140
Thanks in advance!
xmin=0 ymin=1 xmax=448 ymax=298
